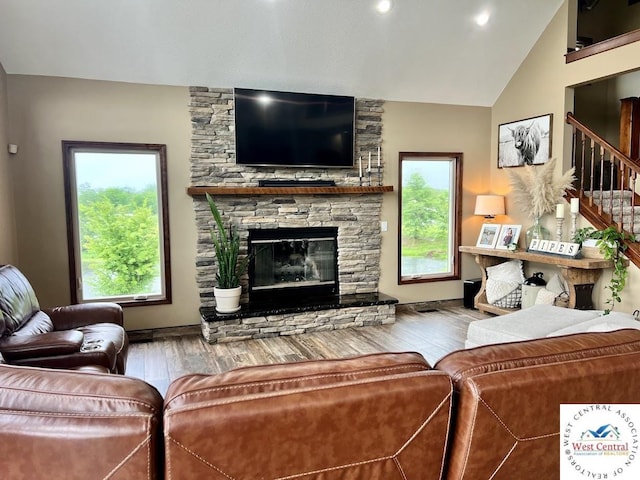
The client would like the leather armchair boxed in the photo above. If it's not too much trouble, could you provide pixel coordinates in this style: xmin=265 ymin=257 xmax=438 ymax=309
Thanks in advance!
xmin=0 ymin=265 xmax=128 ymax=373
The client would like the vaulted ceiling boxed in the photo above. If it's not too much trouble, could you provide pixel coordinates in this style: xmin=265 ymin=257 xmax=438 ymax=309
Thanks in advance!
xmin=0 ymin=0 xmax=564 ymax=106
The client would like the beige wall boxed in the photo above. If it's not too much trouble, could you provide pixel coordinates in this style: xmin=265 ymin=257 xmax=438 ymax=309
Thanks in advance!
xmin=492 ymin=0 xmax=640 ymax=312
xmin=0 ymin=62 xmax=17 ymax=264
xmin=5 ymin=74 xmax=494 ymax=326
xmin=574 ymin=68 xmax=640 ymax=146
xmin=379 ymin=101 xmax=491 ymax=303
xmin=6 ymin=75 xmax=200 ymax=330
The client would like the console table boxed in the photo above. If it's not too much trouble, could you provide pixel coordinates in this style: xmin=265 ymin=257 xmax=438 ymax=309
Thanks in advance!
xmin=459 ymin=246 xmax=625 ymax=315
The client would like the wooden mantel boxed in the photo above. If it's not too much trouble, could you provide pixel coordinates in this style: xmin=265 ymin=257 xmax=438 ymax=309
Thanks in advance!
xmin=186 ymin=185 xmax=394 ymax=196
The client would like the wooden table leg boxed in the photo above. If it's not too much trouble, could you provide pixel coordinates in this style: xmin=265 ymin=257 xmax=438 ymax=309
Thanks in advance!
xmin=473 ymin=255 xmax=508 ymax=312
xmin=558 ymin=267 xmax=602 ymax=310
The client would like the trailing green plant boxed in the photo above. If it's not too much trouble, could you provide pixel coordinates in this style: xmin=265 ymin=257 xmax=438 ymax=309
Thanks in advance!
xmin=206 ymin=193 xmax=250 ymax=289
xmin=572 ymin=226 xmax=634 ymax=313
xmin=571 ymin=226 xmax=597 ymax=246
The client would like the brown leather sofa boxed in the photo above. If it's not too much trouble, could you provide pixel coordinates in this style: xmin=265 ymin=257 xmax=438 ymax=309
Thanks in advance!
xmin=435 ymin=328 xmax=640 ymax=480
xmin=0 ymin=264 xmax=128 ymax=373
xmin=2 ymin=329 xmax=640 ymax=479
xmin=164 ymin=329 xmax=640 ymax=480
xmin=0 ymin=363 xmax=163 ymax=480
xmin=164 ymin=352 xmax=454 ymax=479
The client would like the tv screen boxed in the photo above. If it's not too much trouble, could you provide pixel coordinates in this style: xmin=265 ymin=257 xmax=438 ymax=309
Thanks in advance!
xmin=234 ymin=88 xmax=355 ymax=168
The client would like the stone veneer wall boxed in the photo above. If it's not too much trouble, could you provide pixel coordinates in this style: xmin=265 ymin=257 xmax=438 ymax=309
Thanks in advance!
xmin=189 ymin=87 xmax=385 ymax=309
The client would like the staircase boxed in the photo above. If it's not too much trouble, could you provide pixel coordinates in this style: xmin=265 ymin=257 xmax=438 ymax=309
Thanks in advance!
xmin=566 ymin=112 xmax=640 ymax=268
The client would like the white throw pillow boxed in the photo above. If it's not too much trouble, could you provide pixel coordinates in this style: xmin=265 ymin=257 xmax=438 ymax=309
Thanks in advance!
xmin=486 ymin=260 xmax=525 ymax=283
xmin=486 ymin=278 xmax=520 ymax=304
xmin=546 ymin=274 xmax=567 ymax=295
xmin=535 ymin=288 xmax=557 ymax=305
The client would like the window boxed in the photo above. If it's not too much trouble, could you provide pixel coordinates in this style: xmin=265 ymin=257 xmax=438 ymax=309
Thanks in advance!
xmin=62 ymin=141 xmax=171 ymax=306
xmin=398 ymin=152 xmax=462 ymax=284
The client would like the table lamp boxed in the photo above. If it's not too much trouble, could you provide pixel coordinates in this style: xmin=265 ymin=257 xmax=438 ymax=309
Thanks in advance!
xmin=474 ymin=195 xmax=505 ymax=222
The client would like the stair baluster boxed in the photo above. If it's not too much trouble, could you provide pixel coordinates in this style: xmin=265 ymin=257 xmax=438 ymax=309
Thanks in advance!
xmin=566 ymin=112 xmax=640 ymax=269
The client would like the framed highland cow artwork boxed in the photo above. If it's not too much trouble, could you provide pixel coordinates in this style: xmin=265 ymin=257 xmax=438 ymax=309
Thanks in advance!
xmin=498 ymin=113 xmax=552 ymax=168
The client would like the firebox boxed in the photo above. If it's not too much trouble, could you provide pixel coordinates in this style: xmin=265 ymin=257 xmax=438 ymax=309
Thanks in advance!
xmin=248 ymin=227 xmax=339 ymax=302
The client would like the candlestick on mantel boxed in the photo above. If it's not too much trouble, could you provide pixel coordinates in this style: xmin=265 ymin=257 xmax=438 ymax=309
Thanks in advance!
xmin=377 ymin=146 xmax=381 ymax=168
xmin=556 ymin=217 xmax=564 ymax=242
xmin=571 ymin=198 xmax=579 ymax=213
xmin=368 ymin=152 xmax=372 ymax=172
xmin=570 ymin=211 xmax=578 ymax=241
xmin=556 ymin=203 xmax=565 ymax=219
xmin=358 ymin=156 xmax=363 ymax=185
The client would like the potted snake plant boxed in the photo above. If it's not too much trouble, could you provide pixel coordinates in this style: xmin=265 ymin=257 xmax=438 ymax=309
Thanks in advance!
xmin=206 ymin=193 xmax=250 ymax=313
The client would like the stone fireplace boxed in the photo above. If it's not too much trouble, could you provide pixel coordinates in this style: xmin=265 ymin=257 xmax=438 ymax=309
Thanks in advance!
xmin=189 ymin=87 xmax=397 ymax=343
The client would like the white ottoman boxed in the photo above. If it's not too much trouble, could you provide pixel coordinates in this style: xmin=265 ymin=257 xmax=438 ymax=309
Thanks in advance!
xmin=466 ymin=304 xmax=640 ymax=348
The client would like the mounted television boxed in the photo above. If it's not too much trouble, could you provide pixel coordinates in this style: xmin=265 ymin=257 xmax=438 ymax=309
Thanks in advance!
xmin=234 ymin=88 xmax=355 ymax=168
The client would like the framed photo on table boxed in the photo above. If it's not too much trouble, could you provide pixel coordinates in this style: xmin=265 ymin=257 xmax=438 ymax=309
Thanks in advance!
xmin=495 ymin=224 xmax=521 ymax=249
xmin=476 ymin=224 xmax=500 ymax=248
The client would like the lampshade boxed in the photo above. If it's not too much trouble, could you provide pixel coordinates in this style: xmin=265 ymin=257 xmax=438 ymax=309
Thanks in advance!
xmin=474 ymin=195 xmax=505 ymax=218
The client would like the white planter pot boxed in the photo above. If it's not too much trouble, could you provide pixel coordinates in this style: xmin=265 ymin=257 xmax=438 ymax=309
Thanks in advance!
xmin=214 ymin=286 xmax=242 ymax=313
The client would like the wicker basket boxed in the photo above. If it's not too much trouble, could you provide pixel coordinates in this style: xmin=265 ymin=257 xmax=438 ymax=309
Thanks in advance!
xmin=554 ymin=293 xmax=570 ymax=308
xmin=580 ymin=246 xmax=605 ymax=259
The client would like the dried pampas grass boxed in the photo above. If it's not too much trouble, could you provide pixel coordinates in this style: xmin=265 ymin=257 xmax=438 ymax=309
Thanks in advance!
xmin=507 ymin=158 xmax=575 ymax=219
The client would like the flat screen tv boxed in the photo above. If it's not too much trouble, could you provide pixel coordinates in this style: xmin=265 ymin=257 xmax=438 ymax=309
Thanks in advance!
xmin=234 ymin=88 xmax=355 ymax=168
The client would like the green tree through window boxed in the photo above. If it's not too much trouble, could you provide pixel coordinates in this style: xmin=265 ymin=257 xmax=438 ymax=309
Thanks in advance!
xmin=63 ymin=142 xmax=171 ymax=305
xmin=399 ymin=153 xmax=462 ymax=284
xmin=79 ymin=186 xmax=160 ymax=295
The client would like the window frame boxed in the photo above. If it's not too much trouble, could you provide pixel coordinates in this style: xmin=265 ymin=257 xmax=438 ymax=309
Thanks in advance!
xmin=62 ymin=140 xmax=172 ymax=307
xmin=397 ymin=151 xmax=462 ymax=285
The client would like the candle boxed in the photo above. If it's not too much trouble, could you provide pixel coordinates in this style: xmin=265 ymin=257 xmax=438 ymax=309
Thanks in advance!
xmin=368 ymin=152 xmax=371 ymax=171
xmin=377 ymin=146 xmax=381 ymax=167
xmin=571 ymin=198 xmax=579 ymax=213
xmin=359 ymin=156 xmax=362 ymax=177
xmin=556 ymin=203 xmax=565 ymax=218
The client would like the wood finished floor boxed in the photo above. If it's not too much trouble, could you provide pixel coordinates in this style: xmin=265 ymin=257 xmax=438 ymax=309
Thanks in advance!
xmin=126 ymin=304 xmax=489 ymax=396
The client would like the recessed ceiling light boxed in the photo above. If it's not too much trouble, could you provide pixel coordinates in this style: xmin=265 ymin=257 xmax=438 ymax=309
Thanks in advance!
xmin=376 ymin=0 xmax=392 ymax=14
xmin=475 ymin=11 xmax=490 ymax=26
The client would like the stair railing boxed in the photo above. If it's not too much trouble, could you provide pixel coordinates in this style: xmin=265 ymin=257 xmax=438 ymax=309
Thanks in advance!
xmin=566 ymin=112 xmax=639 ymax=237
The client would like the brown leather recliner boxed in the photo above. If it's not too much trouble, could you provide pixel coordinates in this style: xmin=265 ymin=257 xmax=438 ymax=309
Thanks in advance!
xmin=0 ymin=363 xmax=163 ymax=480
xmin=0 ymin=264 xmax=128 ymax=373
xmin=164 ymin=352 xmax=454 ymax=480
xmin=435 ymin=329 xmax=640 ymax=480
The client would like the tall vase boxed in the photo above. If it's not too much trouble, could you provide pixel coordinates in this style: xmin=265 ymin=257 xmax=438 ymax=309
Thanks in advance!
xmin=526 ymin=216 xmax=550 ymax=248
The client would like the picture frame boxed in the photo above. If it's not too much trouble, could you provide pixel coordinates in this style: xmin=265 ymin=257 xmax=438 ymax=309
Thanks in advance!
xmin=495 ymin=224 xmax=522 ymax=250
xmin=476 ymin=223 xmax=501 ymax=248
xmin=498 ymin=113 xmax=553 ymax=168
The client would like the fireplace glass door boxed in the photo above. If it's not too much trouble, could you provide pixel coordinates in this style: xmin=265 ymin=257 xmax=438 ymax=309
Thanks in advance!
xmin=249 ymin=227 xmax=338 ymax=301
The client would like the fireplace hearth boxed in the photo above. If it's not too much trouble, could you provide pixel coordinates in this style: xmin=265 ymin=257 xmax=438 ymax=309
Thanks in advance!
xmin=200 ymin=291 xmax=398 ymax=343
